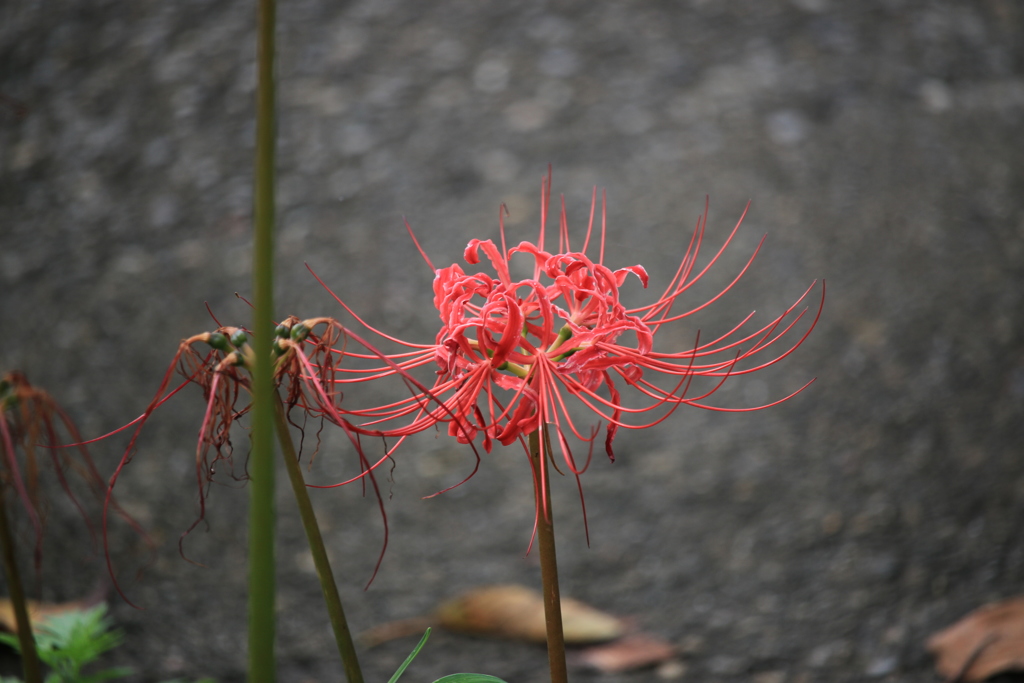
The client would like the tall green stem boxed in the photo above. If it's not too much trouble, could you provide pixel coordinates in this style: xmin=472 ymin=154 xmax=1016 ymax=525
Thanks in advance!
xmin=248 ymin=0 xmax=277 ymax=679
xmin=529 ymin=426 xmax=568 ymax=683
xmin=273 ymin=398 xmax=365 ymax=683
xmin=0 ymin=483 xmax=43 ymax=683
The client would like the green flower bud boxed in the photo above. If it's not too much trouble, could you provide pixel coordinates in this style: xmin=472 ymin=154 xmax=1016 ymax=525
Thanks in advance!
xmin=230 ymin=329 xmax=248 ymax=348
xmin=275 ymin=323 xmax=290 ymax=338
xmin=290 ymin=323 xmax=310 ymax=342
xmin=207 ymin=332 xmax=230 ymax=351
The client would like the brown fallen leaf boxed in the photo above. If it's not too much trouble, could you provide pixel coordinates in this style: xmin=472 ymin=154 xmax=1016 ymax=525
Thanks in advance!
xmin=928 ymin=596 xmax=1024 ymax=682
xmin=573 ymin=633 xmax=678 ymax=673
xmin=0 ymin=597 xmax=95 ymax=635
xmin=436 ymin=584 xmax=625 ymax=644
xmin=360 ymin=584 xmax=625 ymax=647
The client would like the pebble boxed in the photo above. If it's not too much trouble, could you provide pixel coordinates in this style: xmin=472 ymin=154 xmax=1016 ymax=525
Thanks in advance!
xmin=919 ymin=79 xmax=953 ymax=113
xmin=865 ymin=655 xmax=899 ymax=677
xmin=473 ymin=58 xmax=511 ymax=93
xmin=765 ymin=109 xmax=809 ymax=146
xmin=505 ymin=99 xmax=550 ymax=132
xmin=538 ymin=47 xmax=580 ymax=78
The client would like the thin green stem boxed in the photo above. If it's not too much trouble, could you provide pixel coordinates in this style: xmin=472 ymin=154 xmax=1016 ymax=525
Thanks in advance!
xmin=0 ymin=483 xmax=44 ymax=683
xmin=273 ymin=398 xmax=365 ymax=683
xmin=529 ymin=426 xmax=568 ymax=683
xmin=248 ymin=0 xmax=277 ymax=679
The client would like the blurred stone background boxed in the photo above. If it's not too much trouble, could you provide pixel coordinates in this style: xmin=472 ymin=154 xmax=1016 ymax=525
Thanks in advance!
xmin=2 ymin=0 xmax=1024 ymax=681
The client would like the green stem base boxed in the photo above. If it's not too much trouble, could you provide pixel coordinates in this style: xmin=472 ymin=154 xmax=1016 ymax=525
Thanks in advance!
xmin=274 ymin=398 xmax=365 ymax=683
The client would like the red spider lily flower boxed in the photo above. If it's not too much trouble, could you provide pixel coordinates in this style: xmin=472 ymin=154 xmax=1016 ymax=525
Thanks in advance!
xmin=91 ymin=316 xmax=418 ymax=602
xmin=0 ymin=371 xmax=144 ymax=576
xmin=312 ymin=170 xmax=824 ymax=521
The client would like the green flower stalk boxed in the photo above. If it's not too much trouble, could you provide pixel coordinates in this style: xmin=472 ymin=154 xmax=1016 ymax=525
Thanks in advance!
xmin=249 ymin=0 xmax=278 ymax=677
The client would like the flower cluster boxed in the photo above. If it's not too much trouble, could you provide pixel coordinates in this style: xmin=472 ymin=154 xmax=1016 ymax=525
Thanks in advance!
xmin=320 ymin=171 xmax=823 ymax=489
xmin=97 ymin=317 xmax=397 ymax=573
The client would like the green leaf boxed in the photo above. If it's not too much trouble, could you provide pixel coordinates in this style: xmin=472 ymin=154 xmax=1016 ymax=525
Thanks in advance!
xmin=432 ymin=675 xmax=509 ymax=683
xmin=386 ymin=628 xmax=432 ymax=683
xmin=0 ymin=605 xmax=134 ymax=683
xmin=31 ymin=604 xmax=126 ymax=682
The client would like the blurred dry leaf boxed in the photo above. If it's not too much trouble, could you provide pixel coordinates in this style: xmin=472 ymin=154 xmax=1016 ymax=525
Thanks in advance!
xmin=928 ymin=596 xmax=1024 ymax=682
xmin=574 ymin=633 xmax=678 ymax=673
xmin=0 ymin=597 xmax=92 ymax=635
xmin=436 ymin=584 xmax=625 ymax=644
xmin=360 ymin=584 xmax=626 ymax=648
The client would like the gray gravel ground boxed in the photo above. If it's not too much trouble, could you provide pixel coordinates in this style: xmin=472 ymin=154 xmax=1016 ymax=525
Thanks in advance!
xmin=3 ymin=1 xmax=1024 ymax=682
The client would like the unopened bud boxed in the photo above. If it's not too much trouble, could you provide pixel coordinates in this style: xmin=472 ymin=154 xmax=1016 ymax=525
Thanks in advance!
xmin=207 ymin=332 xmax=230 ymax=351
xmin=290 ymin=323 xmax=310 ymax=342
xmin=230 ymin=330 xmax=248 ymax=348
